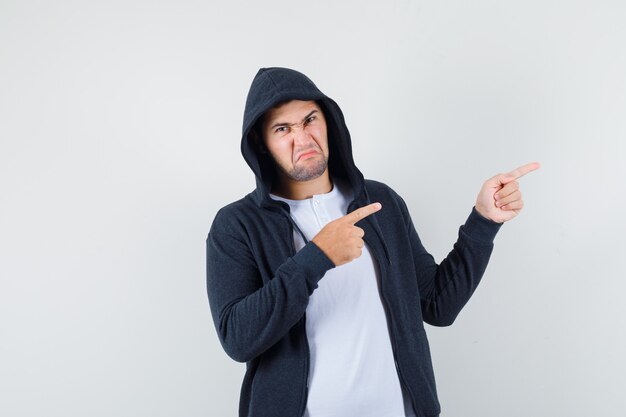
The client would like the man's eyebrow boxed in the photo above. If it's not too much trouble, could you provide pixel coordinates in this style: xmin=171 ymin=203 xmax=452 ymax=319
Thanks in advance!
xmin=269 ymin=110 xmax=319 ymax=130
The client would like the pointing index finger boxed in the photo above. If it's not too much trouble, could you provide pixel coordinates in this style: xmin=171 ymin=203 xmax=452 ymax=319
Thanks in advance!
xmin=506 ymin=162 xmax=541 ymax=180
xmin=344 ymin=202 xmax=382 ymax=224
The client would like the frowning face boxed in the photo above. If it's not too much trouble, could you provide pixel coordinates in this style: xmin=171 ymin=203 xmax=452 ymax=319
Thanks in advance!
xmin=261 ymin=100 xmax=329 ymax=182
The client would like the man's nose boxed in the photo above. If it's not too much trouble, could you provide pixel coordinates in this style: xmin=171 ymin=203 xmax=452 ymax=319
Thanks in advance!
xmin=292 ymin=125 xmax=312 ymax=145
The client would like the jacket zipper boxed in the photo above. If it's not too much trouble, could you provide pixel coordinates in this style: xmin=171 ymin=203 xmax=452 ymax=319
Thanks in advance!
xmin=301 ymin=315 xmax=310 ymax=417
xmin=273 ymin=205 xmax=310 ymax=417
xmin=364 ymin=233 xmax=420 ymax=417
xmin=344 ymin=200 xmax=419 ymax=415
xmin=283 ymin=218 xmax=310 ymax=417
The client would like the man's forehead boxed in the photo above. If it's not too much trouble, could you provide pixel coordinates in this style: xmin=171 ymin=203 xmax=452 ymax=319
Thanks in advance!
xmin=264 ymin=100 xmax=321 ymax=123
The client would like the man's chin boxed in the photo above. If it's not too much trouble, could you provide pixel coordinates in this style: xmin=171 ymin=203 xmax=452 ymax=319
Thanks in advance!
xmin=287 ymin=162 xmax=328 ymax=182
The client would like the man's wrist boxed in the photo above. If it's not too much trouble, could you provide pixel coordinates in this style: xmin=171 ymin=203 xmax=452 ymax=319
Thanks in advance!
xmin=462 ymin=206 xmax=503 ymax=243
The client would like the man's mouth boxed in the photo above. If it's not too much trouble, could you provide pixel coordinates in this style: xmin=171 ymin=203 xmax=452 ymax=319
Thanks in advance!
xmin=296 ymin=150 xmax=319 ymax=161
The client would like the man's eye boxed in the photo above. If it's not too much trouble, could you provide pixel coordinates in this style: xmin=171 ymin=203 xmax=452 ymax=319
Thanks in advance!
xmin=275 ymin=126 xmax=287 ymax=133
xmin=305 ymin=116 xmax=316 ymax=124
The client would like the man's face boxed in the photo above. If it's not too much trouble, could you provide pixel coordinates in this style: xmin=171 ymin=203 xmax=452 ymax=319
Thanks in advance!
xmin=261 ymin=100 xmax=329 ymax=182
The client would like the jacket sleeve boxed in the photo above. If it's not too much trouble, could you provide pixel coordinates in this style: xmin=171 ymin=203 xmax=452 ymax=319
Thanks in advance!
xmin=206 ymin=211 xmax=335 ymax=363
xmin=399 ymin=197 xmax=502 ymax=327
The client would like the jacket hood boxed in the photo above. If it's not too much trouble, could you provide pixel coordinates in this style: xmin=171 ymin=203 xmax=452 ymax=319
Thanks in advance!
xmin=241 ymin=67 xmax=366 ymax=208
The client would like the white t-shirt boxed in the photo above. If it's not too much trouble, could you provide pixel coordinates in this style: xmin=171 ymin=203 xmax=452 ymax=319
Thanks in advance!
xmin=271 ymin=180 xmax=415 ymax=417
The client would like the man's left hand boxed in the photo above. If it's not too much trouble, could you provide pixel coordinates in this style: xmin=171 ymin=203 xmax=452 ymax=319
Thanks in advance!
xmin=475 ymin=162 xmax=541 ymax=223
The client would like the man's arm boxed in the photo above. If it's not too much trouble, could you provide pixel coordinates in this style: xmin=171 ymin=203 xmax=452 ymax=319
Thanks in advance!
xmin=403 ymin=162 xmax=540 ymax=326
xmin=406 ymin=206 xmax=502 ymax=326
xmin=206 ymin=213 xmax=334 ymax=363
xmin=206 ymin=203 xmax=381 ymax=363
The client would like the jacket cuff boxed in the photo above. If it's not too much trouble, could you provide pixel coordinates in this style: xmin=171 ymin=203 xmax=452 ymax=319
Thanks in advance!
xmin=291 ymin=241 xmax=336 ymax=289
xmin=461 ymin=207 xmax=503 ymax=243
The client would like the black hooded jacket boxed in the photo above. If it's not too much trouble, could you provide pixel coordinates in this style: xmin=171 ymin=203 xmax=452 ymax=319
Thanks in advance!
xmin=206 ymin=67 xmax=502 ymax=417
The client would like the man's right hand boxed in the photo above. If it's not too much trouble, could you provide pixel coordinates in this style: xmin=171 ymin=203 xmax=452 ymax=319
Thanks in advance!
xmin=311 ymin=202 xmax=382 ymax=267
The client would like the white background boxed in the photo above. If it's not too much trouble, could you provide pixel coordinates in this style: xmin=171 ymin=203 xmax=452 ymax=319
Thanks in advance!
xmin=1 ymin=1 xmax=625 ymax=416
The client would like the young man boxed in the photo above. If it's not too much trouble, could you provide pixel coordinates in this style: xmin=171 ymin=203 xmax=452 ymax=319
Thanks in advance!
xmin=206 ymin=67 xmax=539 ymax=417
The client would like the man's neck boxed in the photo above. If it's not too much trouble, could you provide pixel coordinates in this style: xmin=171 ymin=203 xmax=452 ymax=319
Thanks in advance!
xmin=272 ymin=170 xmax=333 ymax=200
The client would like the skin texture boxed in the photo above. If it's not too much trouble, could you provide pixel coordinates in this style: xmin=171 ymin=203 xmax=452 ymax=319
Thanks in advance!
xmin=260 ymin=99 xmax=540 ymax=265
xmin=261 ymin=100 xmax=332 ymax=201
xmin=474 ymin=162 xmax=541 ymax=223
xmin=310 ymin=202 xmax=382 ymax=267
